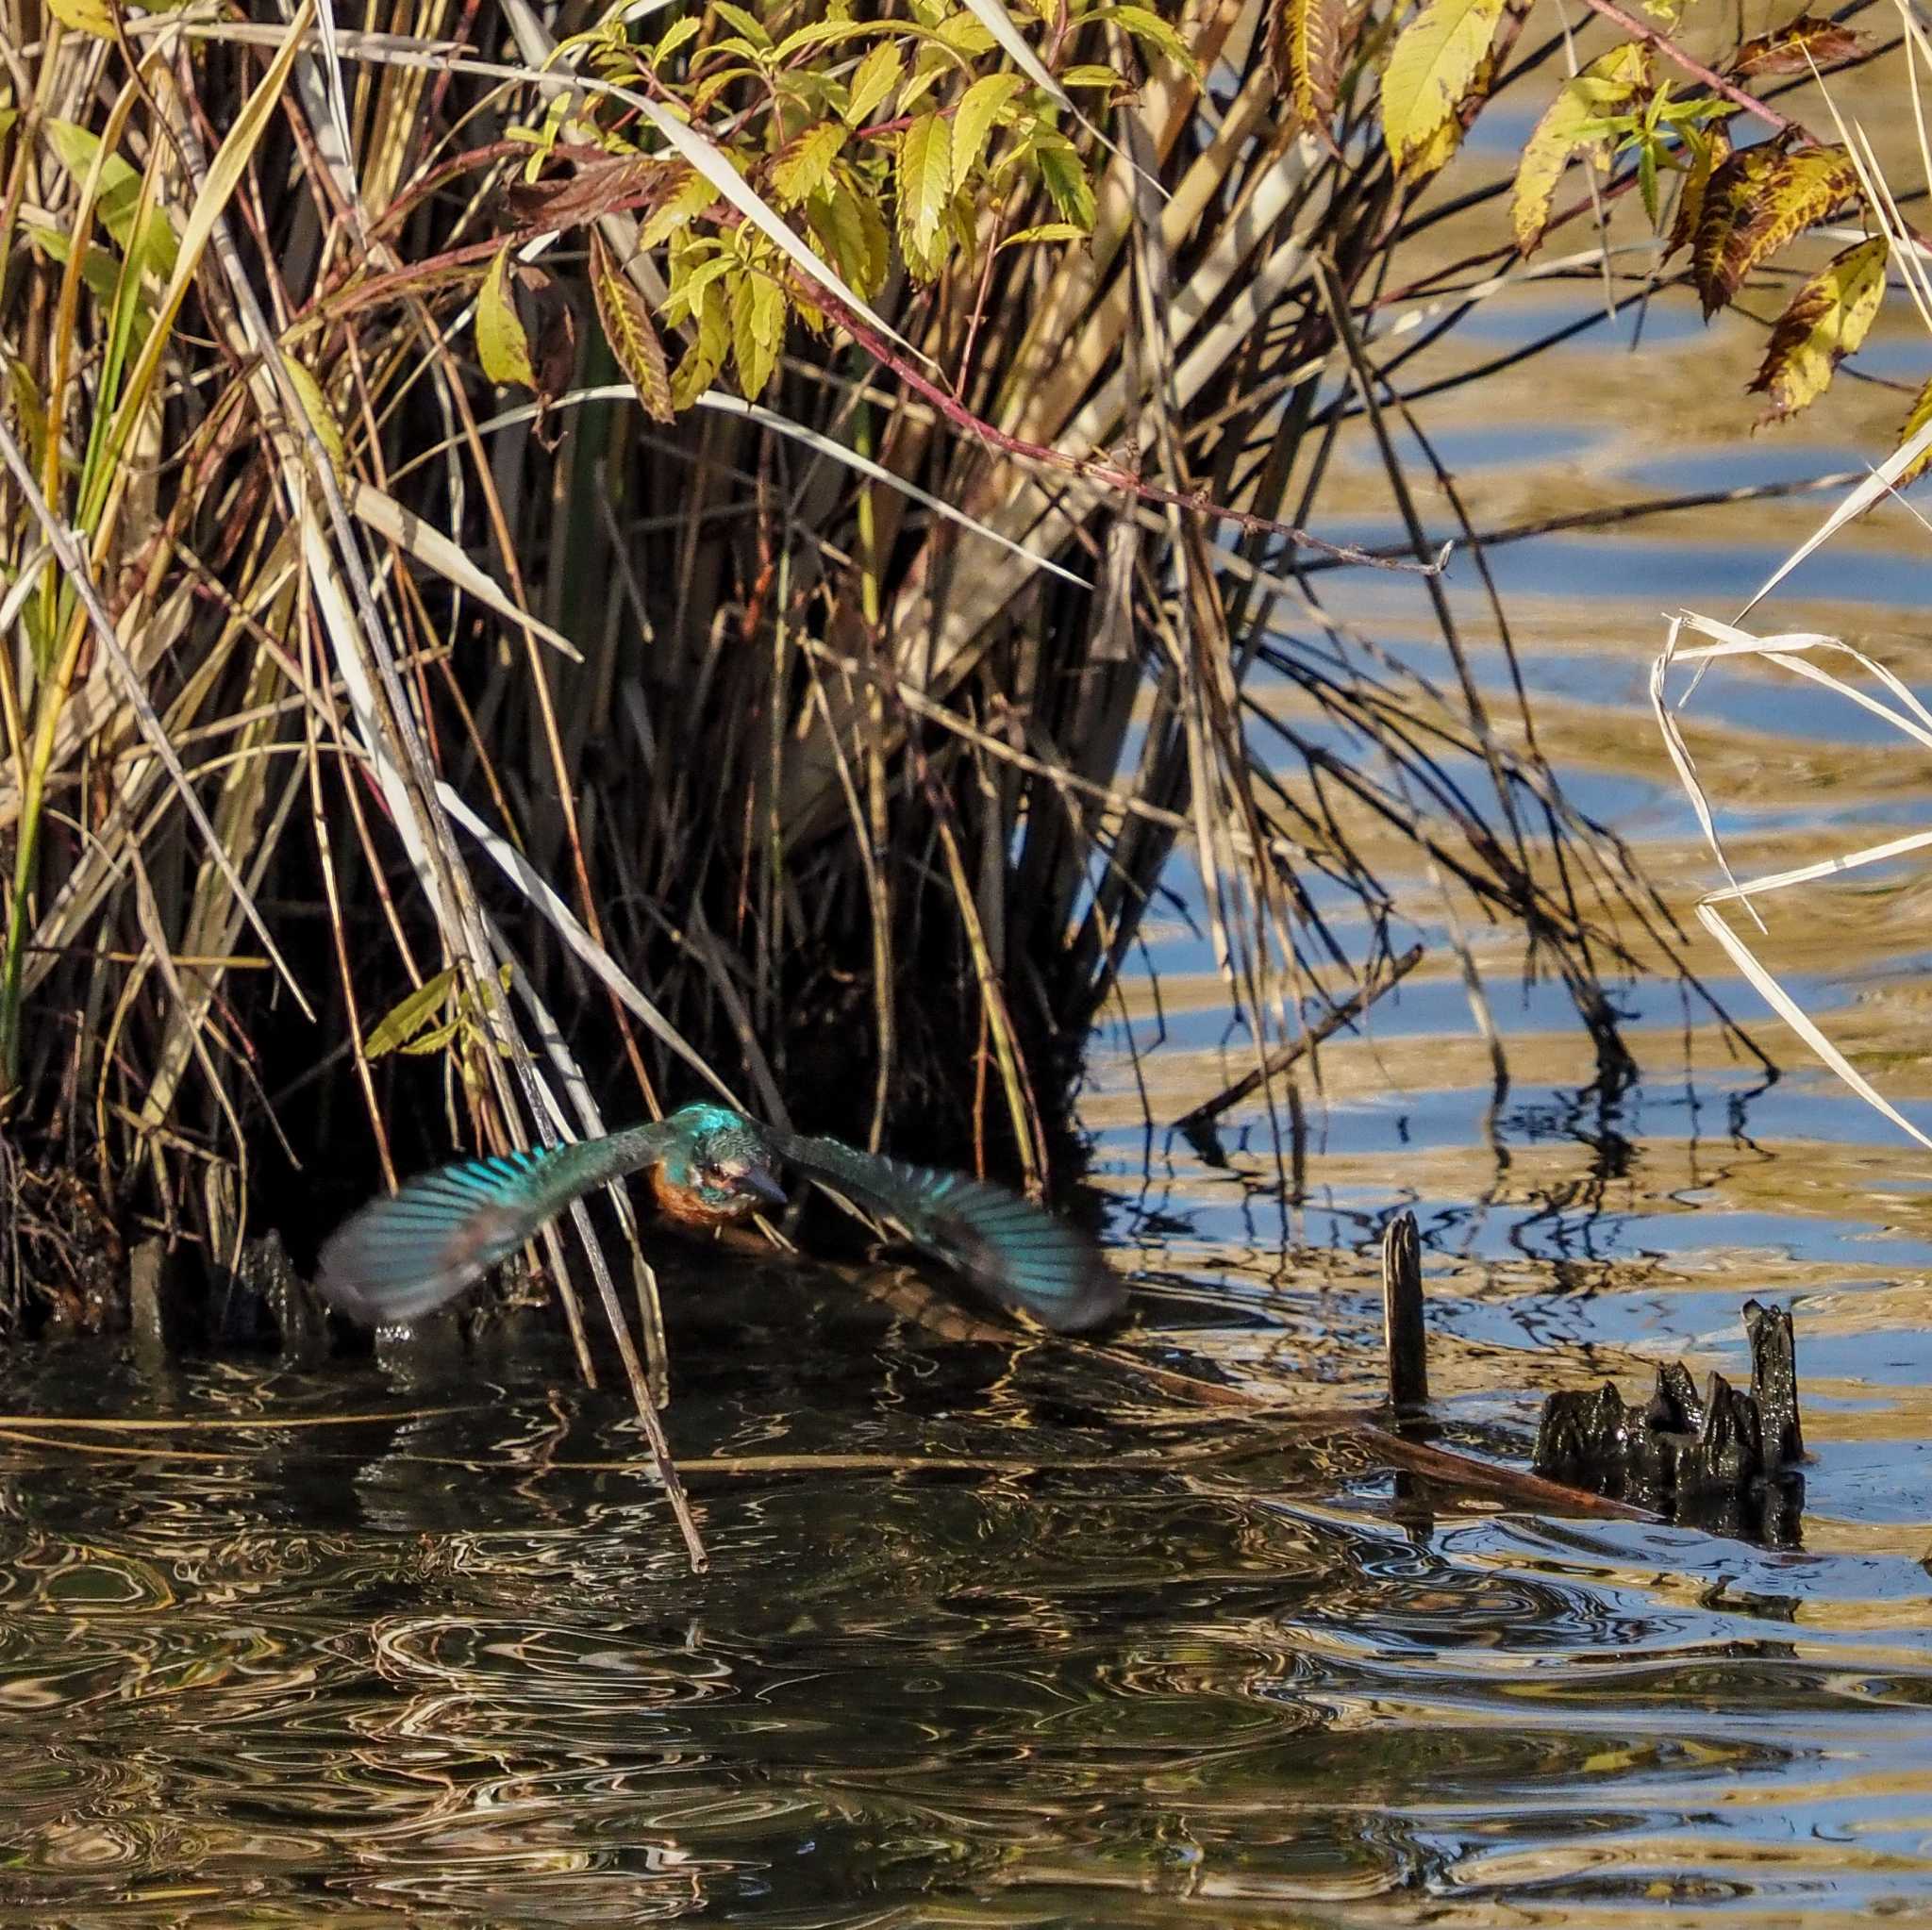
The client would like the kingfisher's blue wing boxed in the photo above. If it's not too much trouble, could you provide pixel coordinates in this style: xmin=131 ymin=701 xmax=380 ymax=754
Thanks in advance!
xmin=767 ymin=1132 xmax=1124 ymax=1333
xmin=317 ymin=1124 xmax=676 ymax=1325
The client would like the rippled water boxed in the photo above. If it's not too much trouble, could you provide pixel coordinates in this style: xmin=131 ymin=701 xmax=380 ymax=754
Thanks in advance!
xmin=10 ymin=62 xmax=1932 ymax=1930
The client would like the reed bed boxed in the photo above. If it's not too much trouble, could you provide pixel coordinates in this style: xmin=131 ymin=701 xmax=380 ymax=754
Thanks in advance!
xmin=0 ymin=0 xmax=1774 ymax=1372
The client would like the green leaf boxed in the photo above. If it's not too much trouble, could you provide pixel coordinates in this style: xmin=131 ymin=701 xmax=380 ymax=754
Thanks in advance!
xmin=282 ymin=353 xmax=347 ymax=478
xmin=1380 ymin=0 xmax=1507 ymax=178
xmin=843 ymin=42 xmax=904 ymax=125
xmin=1031 ymin=130 xmax=1093 ymax=228
xmin=897 ymin=110 xmax=953 ymax=253
xmin=364 ymin=968 xmax=459 ymax=1057
xmin=772 ymin=121 xmax=846 ymax=205
xmin=1508 ymin=42 xmax=1650 ymax=253
xmin=591 ymin=230 xmax=675 ymax=423
xmin=1748 ymin=234 xmax=1887 ymax=423
xmin=713 ymin=1 xmax=772 ymax=46
xmin=1638 ymin=136 xmax=1661 ymax=225
xmin=951 ymin=72 xmax=1024 ymax=190
xmin=1090 ymin=3 xmax=1202 ymax=76
xmin=476 ymin=242 xmax=536 ymax=387
xmin=652 ymin=16 xmax=702 ymax=64
xmin=1692 ymin=142 xmax=1860 ymax=317
xmin=43 ymin=120 xmax=177 ymax=278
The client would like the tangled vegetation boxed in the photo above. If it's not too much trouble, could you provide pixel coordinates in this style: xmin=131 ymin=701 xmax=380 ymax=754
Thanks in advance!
xmin=0 ymin=0 xmax=1910 ymax=1367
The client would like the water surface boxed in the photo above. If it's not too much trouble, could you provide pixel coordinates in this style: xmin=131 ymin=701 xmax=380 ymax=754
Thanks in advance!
xmin=7 ymin=56 xmax=1932 ymax=1930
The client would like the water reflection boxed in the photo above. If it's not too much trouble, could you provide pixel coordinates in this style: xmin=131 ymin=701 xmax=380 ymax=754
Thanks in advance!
xmin=0 ymin=1277 xmax=1927 ymax=1925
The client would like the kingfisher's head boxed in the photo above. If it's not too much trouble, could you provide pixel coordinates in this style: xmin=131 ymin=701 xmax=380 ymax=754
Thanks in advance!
xmin=652 ymin=1103 xmax=790 ymax=1224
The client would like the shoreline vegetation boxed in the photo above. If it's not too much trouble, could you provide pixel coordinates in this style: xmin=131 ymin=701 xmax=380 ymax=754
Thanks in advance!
xmin=0 ymin=0 xmax=1912 ymax=1416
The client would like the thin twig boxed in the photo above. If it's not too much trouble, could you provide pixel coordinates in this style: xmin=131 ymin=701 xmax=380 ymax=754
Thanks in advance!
xmin=1173 ymin=944 xmax=1425 ymax=1132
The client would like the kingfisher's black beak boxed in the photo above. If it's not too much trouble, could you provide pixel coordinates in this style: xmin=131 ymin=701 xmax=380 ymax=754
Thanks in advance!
xmin=734 ymin=1161 xmax=791 ymax=1211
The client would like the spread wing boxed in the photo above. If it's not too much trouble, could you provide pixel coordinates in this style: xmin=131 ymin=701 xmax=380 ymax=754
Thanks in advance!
xmin=316 ymin=1123 xmax=676 ymax=1325
xmin=766 ymin=1131 xmax=1124 ymax=1333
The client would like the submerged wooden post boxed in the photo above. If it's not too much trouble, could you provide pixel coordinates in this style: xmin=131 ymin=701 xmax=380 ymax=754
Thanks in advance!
xmin=1380 ymin=1209 xmax=1429 ymax=1411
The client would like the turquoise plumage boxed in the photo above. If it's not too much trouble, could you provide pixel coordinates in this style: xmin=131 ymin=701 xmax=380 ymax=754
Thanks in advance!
xmin=316 ymin=1103 xmax=1124 ymax=1334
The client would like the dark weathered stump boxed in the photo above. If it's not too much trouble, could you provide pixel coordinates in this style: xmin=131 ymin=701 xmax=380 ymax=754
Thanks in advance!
xmin=1533 ymin=1303 xmax=1807 ymax=1546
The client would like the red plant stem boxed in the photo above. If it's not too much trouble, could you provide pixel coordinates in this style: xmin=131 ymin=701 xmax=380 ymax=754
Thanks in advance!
xmin=810 ymin=282 xmax=1439 ymax=572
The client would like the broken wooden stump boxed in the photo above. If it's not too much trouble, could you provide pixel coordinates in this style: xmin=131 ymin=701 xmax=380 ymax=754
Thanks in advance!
xmin=1380 ymin=1208 xmax=1428 ymax=1412
xmin=1533 ymin=1301 xmax=1806 ymax=1546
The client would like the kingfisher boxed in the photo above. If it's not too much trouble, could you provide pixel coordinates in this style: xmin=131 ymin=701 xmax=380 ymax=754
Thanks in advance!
xmin=316 ymin=1102 xmax=1124 ymax=1335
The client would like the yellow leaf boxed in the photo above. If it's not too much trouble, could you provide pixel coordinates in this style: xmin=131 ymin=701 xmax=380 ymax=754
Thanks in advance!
xmin=951 ymin=73 xmax=1024 ymax=191
xmin=1510 ymin=42 xmax=1650 ymax=254
xmin=364 ymin=968 xmax=459 ymax=1057
xmin=730 ymin=271 xmax=784 ymax=399
xmin=45 ymin=0 xmax=118 ymax=37
xmin=897 ymin=111 xmax=952 ymax=255
xmin=281 ymin=353 xmax=347 ymax=478
xmin=641 ymin=167 xmax=716 ymax=249
xmin=933 ymin=8 xmax=997 ymax=55
xmin=591 ymin=231 xmax=675 ymax=423
xmin=476 ymin=242 xmax=536 ymax=388
xmin=843 ymin=43 xmax=904 ymax=127
xmin=1693 ymin=143 xmax=1859 ymax=317
xmin=771 ymin=122 xmax=846 ymax=207
xmin=999 ymin=221 xmax=1088 ymax=248
xmin=1895 ymin=374 xmax=1932 ymax=489
xmin=1031 ymin=130 xmax=1093 ymax=229
xmin=672 ymin=279 xmax=730 ymax=408
xmin=1748 ymin=235 xmax=1887 ymax=423
xmin=855 ymin=182 xmax=891 ymax=293
xmin=1380 ymin=0 xmax=1506 ymax=179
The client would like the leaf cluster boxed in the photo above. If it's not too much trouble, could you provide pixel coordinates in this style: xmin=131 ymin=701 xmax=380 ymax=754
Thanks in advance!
xmin=1271 ymin=0 xmax=1905 ymax=436
xmin=476 ymin=0 xmax=1191 ymax=406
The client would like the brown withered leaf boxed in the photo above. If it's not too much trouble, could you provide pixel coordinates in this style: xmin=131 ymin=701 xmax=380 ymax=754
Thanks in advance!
xmin=590 ymin=229 xmax=675 ymax=424
xmin=1692 ymin=141 xmax=1860 ymax=317
xmin=1747 ymin=235 xmax=1887 ymax=423
xmin=527 ymin=269 xmax=579 ymax=432
xmin=1665 ymin=123 xmax=1731 ymax=258
xmin=1269 ymin=0 xmax=1352 ymax=139
xmin=506 ymin=157 xmax=668 ymax=230
xmin=1731 ymin=15 xmax=1862 ymax=78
